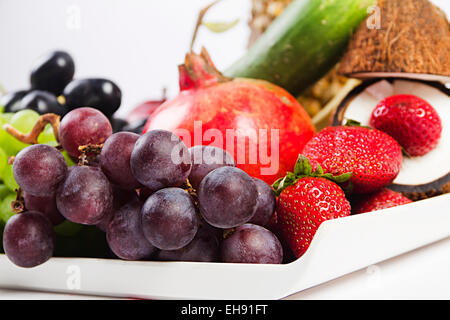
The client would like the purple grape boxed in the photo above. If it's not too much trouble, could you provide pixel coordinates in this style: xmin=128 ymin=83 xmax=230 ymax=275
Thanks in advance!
xmin=56 ymin=166 xmax=113 ymax=225
xmin=3 ymin=211 xmax=55 ymax=268
xmin=59 ymin=107 xmax=112 ymax=158
xmin=248 ymin=178 xmax=276 ymax=227
xmin=96 ymin=187 xmax=139 ymax=232
xmin=188 ymin=145 xmax=236 ymax=189
xmin=130 ymin=130 xmax=191 ymax=190
xmin=221 ymin=223 xmax=283 ymax=264
xmin=156 ymin=224 xmax=221 ymax=262
xmin=198 ymin=166 xmax=257 ymax=229
xmin=100 ymin=132 xmax=141 ymax=190
xmin=23 ymin=192 xmax=65 ymax=226
xmin=141 ymin=187 xmax=199 ymax=250
xmin=106 ymin=199 xmax=156 ymax=260
xmin=13 ymin=144 xmax=68 ymax=197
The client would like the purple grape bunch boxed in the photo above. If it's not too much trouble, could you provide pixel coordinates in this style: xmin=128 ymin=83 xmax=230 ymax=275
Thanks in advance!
xmin=3 ymin=107 xmax=283 ymax=268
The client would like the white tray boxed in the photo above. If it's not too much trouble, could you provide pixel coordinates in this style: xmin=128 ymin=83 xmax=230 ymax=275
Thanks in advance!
xmin=0 ymin=193 xmax=449 ymax=300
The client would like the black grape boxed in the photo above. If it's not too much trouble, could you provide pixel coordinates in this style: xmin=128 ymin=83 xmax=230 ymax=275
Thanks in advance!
xmin=30 ymin=50 xmax=75 ymax=95
xmin=106 ymin=198 xmax=156 ymax=260
xmin=141 ymin=187 xmax=199 ymax=250
xmin=62 ymin=78 xmax=122 ymax=118
xmin=23 ymin=192 xmax=65 ymax=226
xmin=100 ymin=132 xmax=141 ymax=190
xmin=59 ymin=107 xmax=113 ymax=157
xmin=156 ymin=224 xmax=221 ymax=262
xmin=3 ymin=211 xmax=55 ymax=268
xmin=221 ymin=224 xmax=283 ymax=264
xmin=1 ymin=90 xmax=29 ymax=113
xmin=188 ymin=145 xmax=235 ymax=190
xmin=197 ymin=166 xmax=257 ymax=228
xmin=15 ymin=90 xmax=67 ymax=116
xmin=13 ymin=144 xmax=68 ymax=197
xmin=130 ymin=130 xmax=191 ymax=191
xmin=96 ymin=187 xmax=138 ymax=232
xmin=248 ymin=178 xmax=276 ymax=227
xmin=56 ymin=166 xmax=113 ymax=225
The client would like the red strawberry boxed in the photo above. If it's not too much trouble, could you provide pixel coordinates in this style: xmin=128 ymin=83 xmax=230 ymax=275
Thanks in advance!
xmin=274 ymin=156 xmax=351 ymax=258
xmin=370 ymin=94 xmax=442 ymax=157
xmin=351 ymin=188 xmax=412 ymax=214
xmin=302 ymin=123 xmax=403 ymax=194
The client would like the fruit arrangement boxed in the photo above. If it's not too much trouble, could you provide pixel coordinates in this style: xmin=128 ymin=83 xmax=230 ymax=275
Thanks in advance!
xmin=0 ymin=0 xmax=448 ymax=275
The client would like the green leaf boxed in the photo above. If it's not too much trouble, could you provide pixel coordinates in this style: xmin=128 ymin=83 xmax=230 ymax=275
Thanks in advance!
xmin=294 ymin=155 xmax=312 ymax=176
xmin=202 ymin=19 xmax=239 ymax=33
xmin=344 ymin=119 xmax=362 ymax=127
xmin=332 ymin=172 xmax=353 ymax=183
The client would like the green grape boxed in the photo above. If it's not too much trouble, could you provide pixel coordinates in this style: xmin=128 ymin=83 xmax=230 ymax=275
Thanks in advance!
xmin=54 ymin=220 xmax=83 ymax=237
xmin=0 ymin=184 xmax=10 ymax=199
xmin=2 ymin=112 xmax=14 ymax=122
xmin=3 ymin=164 xmax=19 ymax=192
xmin=0 ymin=193 xmax=16 ymax=225
xmin=0 ymin=148 xmax=6 ymax=178
xmin=62 ymin=150 xmax=76 ymax=166
xmin=37 ymin=124 xmax=58 ymax=147
xmin=0 ymin=113 xmax=16 ymax=156
xmin=5 ymin=109 xmax=40 ymax=153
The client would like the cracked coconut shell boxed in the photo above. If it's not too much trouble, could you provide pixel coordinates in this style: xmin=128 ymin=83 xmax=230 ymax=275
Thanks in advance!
xmin=338 ymin=0 xmax=450 ymax=82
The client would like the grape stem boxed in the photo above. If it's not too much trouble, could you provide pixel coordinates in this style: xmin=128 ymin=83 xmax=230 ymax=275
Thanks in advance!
xmin=11 ymin=188 xmax=25 ymax=214
xmin=3 ymin=113 xmax=61 ymax=145
xmin=78 ymin=144 xmax=103 ymax=166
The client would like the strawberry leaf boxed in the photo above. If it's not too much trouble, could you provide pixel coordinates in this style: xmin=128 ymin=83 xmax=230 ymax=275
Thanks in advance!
xmin=294 ymin=155 xmax=312 ymax=176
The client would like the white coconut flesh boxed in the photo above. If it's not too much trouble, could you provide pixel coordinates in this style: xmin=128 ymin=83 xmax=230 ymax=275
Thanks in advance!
xmin=341 ymin=79 xmax=450 ymax=186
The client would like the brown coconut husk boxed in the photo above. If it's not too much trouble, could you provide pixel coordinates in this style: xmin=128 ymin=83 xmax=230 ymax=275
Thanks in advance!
xmin=339 ymin=0 xmax=450 ymax=81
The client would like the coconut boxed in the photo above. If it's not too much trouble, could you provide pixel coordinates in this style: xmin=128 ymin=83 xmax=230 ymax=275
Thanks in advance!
xmin=332 ymin=79 xmax=450 ymax=200
xmin=338 ymin=0 xmax=450 ymax=83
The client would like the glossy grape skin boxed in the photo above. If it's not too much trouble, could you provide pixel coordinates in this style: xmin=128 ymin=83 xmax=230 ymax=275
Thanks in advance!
xmin=198 ymin=166 xmax=258 ymax=229
xmin=3 ymin=211 xmax=55 ymax=268
xmin=188 ymin=145 xmax=236 ymax=190
xmin=221 ymin=223 xmax=283 ymax=264
xmin=130 ymin=130 xmax=191 ymax=191
xmin=141 ymin=188 xmax=199 ymax=250
xmin=56 ymin=166 xmax=113 ymax=225
xmin=96 ymin=187 xmax=138 ymax=232
xmin=30 ymin=51 xmax=75 ymax=95
xmin=100 ymin=132 xmax=141 ymax=190
xmin=23 ymin=192 xmax=65 ymax=226
xmin=156 ymin=224 xmax=221 ymax=262
xmin=15 ymin=90 xmax=67 ymax=116
xmin=59 ymin=107 xmax=113 ymax=157
xmin=106 ymin=199 xmax=156 ymax=260
xmin=63 ymin=78 xmax=122 ymax=118
xmin=13 ymin=144 xmax=68 ymax=197
xmin=0 ymin=90 xmax=29 ymax=113
xmin=248 ymin=178 xmax=276 ymax=227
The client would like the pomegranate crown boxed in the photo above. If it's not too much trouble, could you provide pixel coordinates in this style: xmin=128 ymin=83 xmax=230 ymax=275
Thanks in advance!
xmin=178 ymin=47 xmax=232 ymax=91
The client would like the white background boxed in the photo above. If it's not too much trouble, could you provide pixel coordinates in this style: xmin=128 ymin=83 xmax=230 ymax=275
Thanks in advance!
xmin=0 ymin=0 xmax=448 ymax=118
xmin=0 ymin=0 xmax=449 ymax=300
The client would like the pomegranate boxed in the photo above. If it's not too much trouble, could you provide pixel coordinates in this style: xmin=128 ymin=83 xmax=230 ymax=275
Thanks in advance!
xmin=127 ymin=90 xmax=166 ymax=123
xmin=143 ymin=49 xmax=315 ymax=184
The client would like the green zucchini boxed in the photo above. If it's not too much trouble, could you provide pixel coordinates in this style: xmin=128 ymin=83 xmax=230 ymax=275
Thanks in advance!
xmin=226 ymin=0 xmax=376 ymax=95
